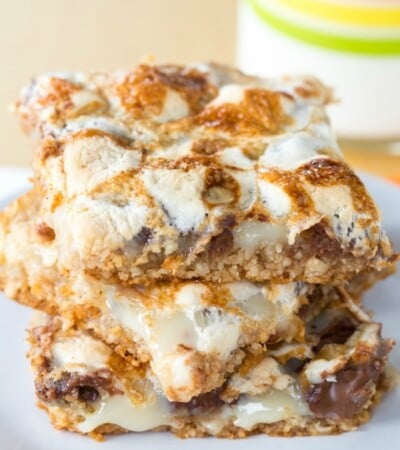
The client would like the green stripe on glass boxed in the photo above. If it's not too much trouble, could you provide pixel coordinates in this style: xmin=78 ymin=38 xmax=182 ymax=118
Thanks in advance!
xmin=246 ymin=0 xmax=400 ymax=55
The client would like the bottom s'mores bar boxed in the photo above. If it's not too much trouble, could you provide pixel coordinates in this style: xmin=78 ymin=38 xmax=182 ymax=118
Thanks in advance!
xmin=28 ymin=303 xmax=393 ymax=440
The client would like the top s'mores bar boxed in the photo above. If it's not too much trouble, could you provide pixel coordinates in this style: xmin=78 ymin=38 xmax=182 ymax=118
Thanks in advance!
xmin=14 ymin=63 xmax=394 ymax=285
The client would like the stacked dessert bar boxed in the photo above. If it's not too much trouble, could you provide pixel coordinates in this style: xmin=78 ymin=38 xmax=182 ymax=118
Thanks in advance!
xmin=0 ymin=63 xmax=397 ymax=439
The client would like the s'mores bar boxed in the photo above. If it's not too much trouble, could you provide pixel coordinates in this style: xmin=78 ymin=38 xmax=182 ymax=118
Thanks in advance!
xmin=28 ymin=305 xmax=392 ymax=439
xmin=0 ymin=189 xmax=386 ymax=404
xmin=13 ymin=63 xmax=394 ymax=285
xmin=1 ymin=62 xmax=397 ymax=440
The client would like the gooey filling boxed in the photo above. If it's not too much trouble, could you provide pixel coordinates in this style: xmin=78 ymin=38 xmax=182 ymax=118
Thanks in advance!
xmin=105 ymin=281 xmax=305 ymax=399
xmin=77 ymin=386 xmax=309 ymax=433
xmin=34 ymin=287 xmax=392 ymax=435
xmin=41 ymin=323 xmax=312 ymax=433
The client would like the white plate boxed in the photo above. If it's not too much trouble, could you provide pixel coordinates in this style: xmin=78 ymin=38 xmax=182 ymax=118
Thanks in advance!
xmin=0 ymin=169 xmax=399 ymax=450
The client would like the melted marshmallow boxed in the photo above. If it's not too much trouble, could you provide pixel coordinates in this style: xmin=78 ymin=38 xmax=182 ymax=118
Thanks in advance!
xmin=229 ymin=169 xmax=257 ymax=210
xmin=70 ymin=196 xmax=149 ymax=256
xmin=259 ymin=132 xmax=328 ymax=170
xmin=76 ymin=387 xmax=310 ymax=434
xmin=51 ymin=335 xmax=111 ymax=372
xmin=77 ymin=395 xmax=170 ymax=433
xmin=233 ymin=388 xmax=310 ymax=429
xmin=70 ymin=90 xmax=105 ymax=112
xmin=209 ymin=84 xmax=245 ymax=106
xmin=107 ymin=283 xmax=242 ymax=361
xmin=258 ymin=180 xmax=291 ymax=217
xmin=62 ymin=117 xmax=131 ymax=139
xmin=219 ymin=146 xmax=255 ymax=169
xmin=234 ymin=221 xmax=287 ymax=253
xmin=156 ymin=89 xmax=189 ymax=123
xmin=142 ymin=168 xmax=207 ymax=232
xmin=64 ymin=136 xmax=141 ymax=196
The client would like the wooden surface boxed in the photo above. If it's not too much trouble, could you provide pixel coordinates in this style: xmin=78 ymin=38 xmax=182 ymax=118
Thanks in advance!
xmin=342 ymin=146 xmax=400 ymax=184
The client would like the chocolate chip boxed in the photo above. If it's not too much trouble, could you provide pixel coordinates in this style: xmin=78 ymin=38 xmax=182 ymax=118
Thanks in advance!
xmin=78 ymin=386 xmax=99 ymax=402
xmin=208 ymin=229 xmax=233 ymax=259
xmin=284 ymin=358 xmax=308 ymax=374
xmin=124 ymin=227 xmax=153 ymax=258
xmin=36 ymin=369 xmax=120 ymax=402
xmin=307 ymin=224 xmax=342 ymax=258
xmin=221 ymin=214 xmax=236 ymax=228
xmin=313 ymin=317 xmax=357 ymax=352
xmin=136 ymin=227 xmax=153 ymax=245
xmin=171 ymin=387 xmax=224 ymax=413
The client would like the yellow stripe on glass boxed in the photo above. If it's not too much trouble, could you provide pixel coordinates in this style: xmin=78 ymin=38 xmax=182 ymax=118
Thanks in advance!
xmin=278 ymin=0 xmax=400 ymax=26
xmin=246 ymin=0 xmax=400 ymax=54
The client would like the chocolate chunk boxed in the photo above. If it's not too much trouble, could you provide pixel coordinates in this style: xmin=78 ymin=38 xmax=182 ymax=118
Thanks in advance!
xmin=208 ymin=229 xmax=233 ymax=259
xmin=36 ymin=369 xmax=120 ymax=402
xmin=314 ymin=317 xmax=358 ymax=352
xmin=284 ymin=358 xmax=308 ymax=374
xmin=221 ymin=214 xmax=236 ymax=228
xmin=171 ymin=387 xmax=224 ymax=413
xmin=78 ymin=386 xmax=99 ymax=402
xmin=304 ymin=340 xmax=392 ymax=420
xmin=125 ymin=227 xmax=153 ymax=257
xmin=308 ymin=224 xmax=342 ymax=258
xmin=136 ymin=227 xmax=153 ymax=245
xmin=306 ymin=363 xmax=379 ymax=419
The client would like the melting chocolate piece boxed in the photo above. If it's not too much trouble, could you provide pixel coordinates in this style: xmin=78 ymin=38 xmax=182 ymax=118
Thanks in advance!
xmin=306 ymin=363 xmax=379 ymax=419
xmin=314 ymin=317 xmax=358 ymax=352
xmin=171 ymin=387 xmax=224 ymax=413
xmin=304 ymin=223 xmax=342 ymax=259
xmin=78 ymin=386 xmax=99 ymax=402
xmin=208 ymin=229 xmax=233 ymax=259
xmin=124 ymin=227 xmax=153 ymax=257
xmin=284 ymin=358 xmax=309 ymax=374
xmin=136 ymin=227 xmax=153 ymax=246
xmin=221 ymin=214 xmax=236 ymax=229
xmin=304 ymin=340 xmax=393 ymax=420
xmin=36 ymin=369 xmax=120 ymax=402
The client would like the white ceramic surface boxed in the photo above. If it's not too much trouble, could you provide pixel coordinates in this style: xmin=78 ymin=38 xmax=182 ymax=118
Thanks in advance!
xmin=0 ymin=168 xmax=399 ymax=450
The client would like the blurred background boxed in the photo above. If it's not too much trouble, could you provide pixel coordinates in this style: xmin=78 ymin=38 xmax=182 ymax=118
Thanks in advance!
xmin=1 ymin=0 xmax=399 ymax=181
xmin=0 ymin=0 xmax=235 ymax=168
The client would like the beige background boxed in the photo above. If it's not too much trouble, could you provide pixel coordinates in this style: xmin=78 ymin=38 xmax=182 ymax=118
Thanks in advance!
xmin=0 ymin=0 xmax=236 ymax=166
